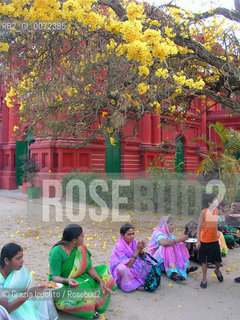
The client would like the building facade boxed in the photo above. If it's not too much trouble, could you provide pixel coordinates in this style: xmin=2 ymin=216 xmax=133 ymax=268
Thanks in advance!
xmin=0 ymin=82 xmax=239 ymax=190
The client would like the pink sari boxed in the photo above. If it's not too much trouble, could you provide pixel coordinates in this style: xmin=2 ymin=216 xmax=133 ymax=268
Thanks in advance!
xmin=110 ymin=237 xmax=150 ymax=292
xmin=148 ymin=216 xmax=190 ymax=279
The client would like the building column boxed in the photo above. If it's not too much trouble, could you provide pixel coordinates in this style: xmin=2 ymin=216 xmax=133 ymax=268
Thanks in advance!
xmin=152 ymin=114 xmax=161 ymax=145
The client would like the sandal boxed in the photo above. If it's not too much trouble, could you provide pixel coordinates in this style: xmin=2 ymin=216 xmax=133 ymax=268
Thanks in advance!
xmin=214 ymin=269 xmax=224 ymax=282
xmin=170 ymin=274 xmax=185 ymax=281
xmin=187 ymin=266 xmax=198 ymax=273
xmin=200 ymin=281 xmax=207 ymax=289
xmin=92 ymin=312 xmax=100 ymax=319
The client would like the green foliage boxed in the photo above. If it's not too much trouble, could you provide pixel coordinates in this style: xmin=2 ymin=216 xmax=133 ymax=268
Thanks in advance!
xmin=194 ymin=122 xmax=240 ymax=203
xmin=61 ymin=171 xmax=205 ymax=216
xmin=20 ymin=154 xmax=39 ymax=187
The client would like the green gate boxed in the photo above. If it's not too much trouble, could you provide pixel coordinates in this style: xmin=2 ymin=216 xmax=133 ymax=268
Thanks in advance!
xmin=105 ymin=137 xmax=121 ymax=179
xmin=15 ymin=141 xmax=29 ymax=185
xmin=175 ymin=136 xmax=184 ymax=173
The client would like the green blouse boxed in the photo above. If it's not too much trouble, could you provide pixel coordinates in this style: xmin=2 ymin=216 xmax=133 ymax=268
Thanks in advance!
xmin=49 ymin=245 xmax=92 ymax=279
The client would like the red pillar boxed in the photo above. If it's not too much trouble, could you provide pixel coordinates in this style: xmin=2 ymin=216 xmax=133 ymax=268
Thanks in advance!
xmin=140 ymin=113 xmax=152 ymax=144
xmin=8 ymin=106 xmax=18 ymax=142
xmin=152 ymin=114 xmax=161 ymax=145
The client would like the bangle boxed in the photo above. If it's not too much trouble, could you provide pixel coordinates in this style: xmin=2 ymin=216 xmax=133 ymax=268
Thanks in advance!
xmin=18 ymin=295 xmax=26 ymax=304
xmin=173 ymin=239 xmax=177 ymax=245
xmin=63 ymin=278 xmax=68 ymax=285
xmin=132 ymin=255 xmax=137 ymax=259
xmin=95 ymin=276 xmax=101 ymax=283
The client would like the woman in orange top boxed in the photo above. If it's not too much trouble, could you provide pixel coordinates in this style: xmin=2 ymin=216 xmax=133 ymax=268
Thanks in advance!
xmin=196 ymin=193 xmax=223 ymax=289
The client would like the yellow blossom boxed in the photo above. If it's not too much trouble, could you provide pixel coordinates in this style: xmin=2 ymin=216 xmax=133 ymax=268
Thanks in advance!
xmin=138 ymin=83 xmax=149 ymax=95
xmin=110 ymin=137 xmax=116 ymax=146
xmin=13 ymin=125 xmax=19 ymax=132
xmin=0 ymin=42 xmax=9 ymax=51
xmin=138 ymin=66 xmax=149 ymax=76
xmin=126 ymin=3 xmax=144 ymax=22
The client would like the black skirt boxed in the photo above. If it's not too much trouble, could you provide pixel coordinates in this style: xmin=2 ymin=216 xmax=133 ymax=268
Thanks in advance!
xmin=198 ymin=241 xmax=222 ymax=264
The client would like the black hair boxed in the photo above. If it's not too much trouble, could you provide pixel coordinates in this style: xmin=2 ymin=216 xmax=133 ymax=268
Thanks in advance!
xmin=218 ymin=200 xmax=227 ymax=210
xmin=202 ymin=193 xmax=216 ymax=209
xmin=120 ymin=223 xmax=134 ymax=236
xmin=0 ymin=243 xmax=22 ymax=267
xmin=53 ymin=224 xmax=82 ymax=247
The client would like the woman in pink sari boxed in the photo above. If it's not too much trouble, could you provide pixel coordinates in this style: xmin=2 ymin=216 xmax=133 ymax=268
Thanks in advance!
xmin=148 ymin=216 xmax=193 ymax=281
xmin=110 ymin=223 xmax=150 ymax=292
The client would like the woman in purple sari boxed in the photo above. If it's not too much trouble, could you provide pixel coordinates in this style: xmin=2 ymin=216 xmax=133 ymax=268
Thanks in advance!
xmin=148 ymin=216 xmax=192 ymax=281
xmin=110 ymin=223 xmax=150 ymax=292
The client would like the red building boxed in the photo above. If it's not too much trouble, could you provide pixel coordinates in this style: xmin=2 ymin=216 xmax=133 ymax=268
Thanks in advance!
xmin=0 ymin=80 xmax=239 ymax=190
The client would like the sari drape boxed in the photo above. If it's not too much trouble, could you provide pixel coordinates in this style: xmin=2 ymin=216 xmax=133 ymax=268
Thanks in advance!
xmin=110 ymin=237 xmax=150 ymax=292
xmin=0 ymin=305 xmax=11 ymax=320
xmin=49 ymin=245 xmax=116 ymax=319
xmin=148 ymin=216 xmax=189 ymax=279
xmin=0 ymin=266 xmax=58 ymax=320
xmin=218 ymin=231 xmax=228 ymax=255
xmin=218 ymin=216 xmax=240 ymax=246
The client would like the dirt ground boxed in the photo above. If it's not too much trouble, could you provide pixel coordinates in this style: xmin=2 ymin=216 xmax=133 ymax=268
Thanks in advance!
xmin=0 ymin=190 xmax=240 ymax=320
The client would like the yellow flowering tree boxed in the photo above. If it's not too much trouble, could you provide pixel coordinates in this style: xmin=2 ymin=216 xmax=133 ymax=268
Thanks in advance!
xmin=0 ymin=0 xmax=239 ymax=143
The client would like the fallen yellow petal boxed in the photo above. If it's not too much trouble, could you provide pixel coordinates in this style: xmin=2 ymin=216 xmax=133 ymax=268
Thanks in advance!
xmin=168 ymin=284 xmax=172 ymax=287
xmin=30 ymin=271 xmax=35 ymax=275
xmin=211 ymin=274 xmax=216 ymax=278
xmin=232 ymin=264 xmax=237 ymax=268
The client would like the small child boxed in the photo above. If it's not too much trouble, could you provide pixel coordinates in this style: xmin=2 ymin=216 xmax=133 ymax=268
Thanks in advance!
xmin=197 ymin=193 xmax=223 ymax=288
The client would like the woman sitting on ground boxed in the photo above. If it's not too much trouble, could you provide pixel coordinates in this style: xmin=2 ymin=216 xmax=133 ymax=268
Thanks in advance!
xmin=49 ymin=224 xmax=116 ymax=320
xmin=110 ymin=223 xmax=150 ymax=292
xmin=218 ymin=201 xmax=240 ymax=248
xmin=0 ymin=242 xmax=58 ymax=320
xmin=148 ymin=216 xmax=197 ymax=281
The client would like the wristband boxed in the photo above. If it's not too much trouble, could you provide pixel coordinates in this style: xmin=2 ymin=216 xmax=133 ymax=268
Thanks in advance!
xmin=63 ymin=278 xmax=68 ymax=285
xmin=18 ymin=295 xmax=26 ymax=303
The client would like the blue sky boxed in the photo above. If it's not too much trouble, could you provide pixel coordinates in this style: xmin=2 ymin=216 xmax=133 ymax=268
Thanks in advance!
xmin=146 ymin=0 xmax=235 ymax=12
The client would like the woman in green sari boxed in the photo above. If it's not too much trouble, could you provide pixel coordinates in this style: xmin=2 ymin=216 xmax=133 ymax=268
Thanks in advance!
xmin=49 ymin=224 xmax=117 ymax=319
